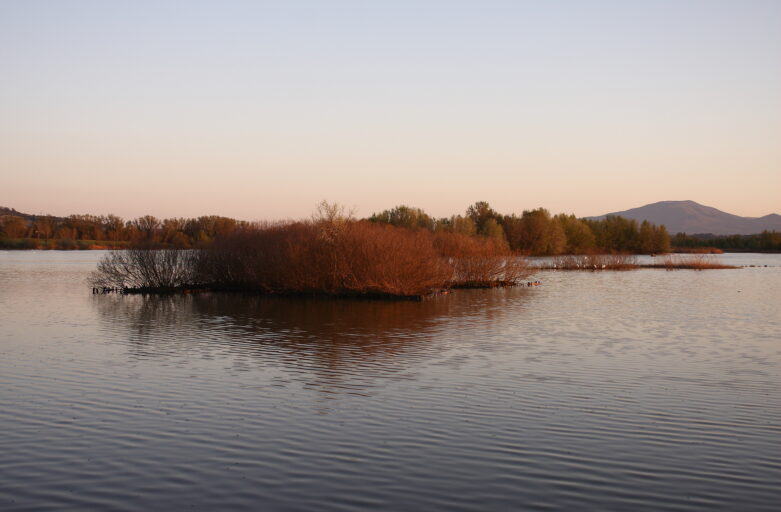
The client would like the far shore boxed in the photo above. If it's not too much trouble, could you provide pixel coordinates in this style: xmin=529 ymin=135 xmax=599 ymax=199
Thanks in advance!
xmin=0 ymin=238 xmax=130 ymax=250
xmin=2 ymin=239 xmax=777 ymax=254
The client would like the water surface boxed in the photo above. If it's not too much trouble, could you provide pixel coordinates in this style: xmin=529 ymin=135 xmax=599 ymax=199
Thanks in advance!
xmin=1 ymin=251 xmax=779 ymax=511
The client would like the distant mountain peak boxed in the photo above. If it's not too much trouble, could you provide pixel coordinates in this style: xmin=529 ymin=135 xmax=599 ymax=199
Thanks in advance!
xmin=590 ymin=200 xmax=781 ymax=235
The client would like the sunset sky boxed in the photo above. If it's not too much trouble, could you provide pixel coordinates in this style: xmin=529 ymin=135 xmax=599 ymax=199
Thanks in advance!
xmin=1 ymin=0 xmax=779 ymax=221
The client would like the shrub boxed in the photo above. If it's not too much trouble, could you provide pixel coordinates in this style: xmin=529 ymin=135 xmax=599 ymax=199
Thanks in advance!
xmin=93 ymin=218 xmax=531 ymax=298
xmin=433 ymin=232 xmax=529 ymax=287
xmin=91 ymin=247 xmax=202 ymax=290
xmin=200 ymin=220 xmax=451 ymax=297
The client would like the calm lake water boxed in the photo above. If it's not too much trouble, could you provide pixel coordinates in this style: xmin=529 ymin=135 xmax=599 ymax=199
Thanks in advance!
xmin=1 ymin=251 xmax=779 ymax=511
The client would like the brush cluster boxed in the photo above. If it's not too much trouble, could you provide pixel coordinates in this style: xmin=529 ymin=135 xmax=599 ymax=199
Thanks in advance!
xmin=91 ymin=220 xmax=531 ymax=298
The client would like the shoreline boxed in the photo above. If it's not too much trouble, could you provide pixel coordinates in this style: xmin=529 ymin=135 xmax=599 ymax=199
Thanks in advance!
xmin=91 ymin=282 xmax=530 ymax=301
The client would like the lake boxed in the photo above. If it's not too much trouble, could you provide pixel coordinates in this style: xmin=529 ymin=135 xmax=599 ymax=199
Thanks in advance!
xmin=1 ymin=251 xmax=779 ymax=511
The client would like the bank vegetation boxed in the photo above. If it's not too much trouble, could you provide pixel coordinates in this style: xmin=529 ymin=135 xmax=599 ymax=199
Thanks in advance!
xmin=539 ymin=253 xmax=736 ymax=271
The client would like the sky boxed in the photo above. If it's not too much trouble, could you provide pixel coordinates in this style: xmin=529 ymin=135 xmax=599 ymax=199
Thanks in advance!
xmin=1 ymin=0 xmax=779 ymax=221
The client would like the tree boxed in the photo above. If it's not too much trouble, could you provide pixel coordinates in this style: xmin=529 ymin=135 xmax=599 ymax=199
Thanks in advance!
xmin=103 ymin=214 xmax=125 ymax=242
xmin=132 ymin=215 xmax=161 ymax=242
xmin=0 ymin=215 xmax=28 ymax=238
xmin=466 ymin=201 xmax=500 ymax=234
xmin=369 ymin=205 xmax=435 ymax=230
xmin=480 ymin=218 xmax=507 ymax=247
xmin=441 ymin=215 xmax=477 ymax=236
xmin=515 ymin=208 xmax=564 ymax=255
xmin=33 ymin=215 xmax=55 ymax=240
xmin=653 ymin=225 xmax=671 ymax=253
xmin=586 ymin=215 xmax=639 ymax=252
xmin=555 ymin=214 xmax=595 ymax=254
xmin=312 ymin=200 xmax=353 ymax=225
xmin=501 ymin=214 xmax=524 ymax=251
xmin=638 ymin=220 xmax=656 ymax=253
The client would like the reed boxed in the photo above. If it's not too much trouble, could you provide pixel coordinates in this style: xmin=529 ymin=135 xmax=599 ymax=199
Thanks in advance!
xmin=545 ymin=254 xmax=639 ymax=270
xmin=652 ymin=254 xmax=736 ymax=270
xmin=433 ymin=232 xmax=529 ymax=287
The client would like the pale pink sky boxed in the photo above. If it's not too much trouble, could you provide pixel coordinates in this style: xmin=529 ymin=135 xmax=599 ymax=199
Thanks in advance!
xmin=2 ymin=1 xmax=779 ymax=221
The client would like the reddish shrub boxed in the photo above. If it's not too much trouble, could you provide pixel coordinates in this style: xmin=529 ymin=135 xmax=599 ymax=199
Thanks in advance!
xmin=433 ymin=231 xmax=529 ymax=287
xmin=95 ymin=219 xmax=532 ymax=297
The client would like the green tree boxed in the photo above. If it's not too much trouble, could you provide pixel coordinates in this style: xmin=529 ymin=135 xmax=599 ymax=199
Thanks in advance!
xmin=638 ymin=220 xmax=656 ymax=253
xmin=516 ymin=208 xmax=564 ymax=255
xmin=466 ymin=201 xmax=501 ymax=234
xmin=653 ymin=225 xmax=671 ymax=253
xmin=437 ymin=215 xmax=477 ymax=236
xmin=480 ymin=218 xmax=507 ymax=246
xmin=369 ymin=205 xmax=435 ymax=230
xmin=501 ymin=214 xmax=524 ymax=252
xmin=555 ymin=214 xmax=595 ymax=254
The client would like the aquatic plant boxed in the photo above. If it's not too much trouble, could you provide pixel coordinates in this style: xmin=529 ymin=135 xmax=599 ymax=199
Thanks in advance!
xmin=656 ymin=254 xmax=736 ymax=270
xmin=432 ymin=231 xmax=529 ymax=287
xmin=545 ymin=254 xmax=639 ymax=270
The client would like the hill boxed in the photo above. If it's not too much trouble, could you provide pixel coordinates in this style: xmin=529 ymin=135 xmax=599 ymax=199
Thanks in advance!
xmin=0 ymin=206 xmax=37 ymax=221
xmin=589 ymin=200 xmax=781 ymax=235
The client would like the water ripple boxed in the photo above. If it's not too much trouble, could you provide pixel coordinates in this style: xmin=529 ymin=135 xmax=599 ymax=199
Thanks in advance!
xmin=0 ymin=251 xmax=779 ymax=510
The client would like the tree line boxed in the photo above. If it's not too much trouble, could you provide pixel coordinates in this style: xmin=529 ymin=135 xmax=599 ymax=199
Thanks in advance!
xmin=672 ymin=231 xmax=781 ymax=252
xmin=0 ymin=213 xmax=249 ymax=249
xmin=369 ymin=202 xmax=671 ymax=255
xmin=1 ymin=201 xmax=672 ymax=254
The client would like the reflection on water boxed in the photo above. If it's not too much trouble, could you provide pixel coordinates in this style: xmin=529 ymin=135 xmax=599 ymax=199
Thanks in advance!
xmin=1 ymin=251 xmax=780 ymax=511
xmin=93 ymin=290 xmax=532 ymax=394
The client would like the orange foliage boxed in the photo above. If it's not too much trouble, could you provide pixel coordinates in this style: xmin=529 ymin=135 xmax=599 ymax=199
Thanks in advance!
xmin=201 ymin=220 xmax=452 ymax=297
xmin=433 ymin=231 xmax=529 ymax=287
xmin=200 ymin=220 xmax=530 ymax=296
xmin=94 ymin=219 xmax=532 ymax=297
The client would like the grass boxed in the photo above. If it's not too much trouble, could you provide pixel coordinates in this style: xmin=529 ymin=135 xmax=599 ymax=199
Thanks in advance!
xmin=539 ymin=253 xmax=737 ymax=271
xmin=542 ymin=254 xmax=639 ymax=270
xmin=644 ymin=254 xmax=737 ymax=270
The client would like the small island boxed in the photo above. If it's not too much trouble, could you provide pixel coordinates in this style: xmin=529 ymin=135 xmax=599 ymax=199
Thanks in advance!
xmin=90 ymin=202 xmax=532 ymax=299
xmin=89 ymin=202 xmax=737 ymax=299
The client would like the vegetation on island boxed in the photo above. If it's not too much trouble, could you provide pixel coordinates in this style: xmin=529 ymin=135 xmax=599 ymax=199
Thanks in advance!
xmin=2 ymin=201 xmax=741 ymax=298
xmin=91 ymin=202 xmax=530 ymax=298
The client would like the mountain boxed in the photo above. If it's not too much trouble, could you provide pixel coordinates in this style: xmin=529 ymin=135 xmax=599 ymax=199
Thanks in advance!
xmin=590 ymin=200 xmax=781 ymax=235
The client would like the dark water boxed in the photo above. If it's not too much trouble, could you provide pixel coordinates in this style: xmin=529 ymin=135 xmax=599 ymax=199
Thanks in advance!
xmin=1 ymin=251 xmax=780 ymax=511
